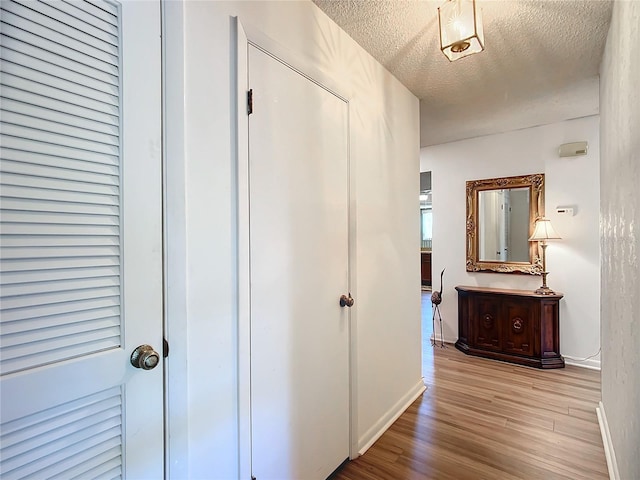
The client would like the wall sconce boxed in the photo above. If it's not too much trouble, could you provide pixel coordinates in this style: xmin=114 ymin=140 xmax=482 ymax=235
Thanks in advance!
xmin=438 ymin=0 xmax=484 ymax=61
xmin=529 ymin=218 xmax=562 ymax=295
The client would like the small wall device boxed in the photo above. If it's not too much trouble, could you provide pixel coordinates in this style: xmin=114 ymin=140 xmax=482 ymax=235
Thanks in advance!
xmin=558 ymin=141 xmax=588 ymax=157
xmin=556 ymin=207 xmax=575 ymax=216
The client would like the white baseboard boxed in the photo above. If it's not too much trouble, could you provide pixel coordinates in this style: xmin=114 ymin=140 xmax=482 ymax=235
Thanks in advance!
xmin=357 ymin=379 xmax=426 ymax=456
xmin=564 ymin=357 xmax=601 ymax=370
xmin=429 ymin=333 xmax=456 ymax=345
xmin=596 ymin=401 xmax=620 ymax=480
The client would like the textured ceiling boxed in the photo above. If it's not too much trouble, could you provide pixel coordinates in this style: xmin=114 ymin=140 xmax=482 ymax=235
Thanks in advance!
xmin=312 ymin=0 xmax=613 ymax=146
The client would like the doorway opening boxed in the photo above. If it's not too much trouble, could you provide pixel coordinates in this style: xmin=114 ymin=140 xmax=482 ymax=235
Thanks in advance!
xmin=420 ymin=172 xmax=434 ymax=375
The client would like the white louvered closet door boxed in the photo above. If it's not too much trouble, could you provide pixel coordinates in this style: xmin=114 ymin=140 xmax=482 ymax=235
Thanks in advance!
xmin=0 ymin=1 xmax=163 ymax=479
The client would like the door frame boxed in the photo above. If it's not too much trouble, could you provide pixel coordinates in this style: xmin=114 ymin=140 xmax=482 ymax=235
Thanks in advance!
xmin=161 ymin=1 xmax=188 ymax=477
xmin=233 ymin=17 xmax=359 ymax=479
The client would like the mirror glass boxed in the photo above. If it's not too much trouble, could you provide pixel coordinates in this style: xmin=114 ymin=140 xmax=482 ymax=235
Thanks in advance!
xmin=478 ymin=187 xmax=529 ymax=262
xmin=466 ymin=174 xmax=544 ymax=274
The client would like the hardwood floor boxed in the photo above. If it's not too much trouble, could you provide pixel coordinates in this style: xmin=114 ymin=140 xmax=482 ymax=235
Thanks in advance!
xmin=334 ymin=295 xmax=608 ymax=479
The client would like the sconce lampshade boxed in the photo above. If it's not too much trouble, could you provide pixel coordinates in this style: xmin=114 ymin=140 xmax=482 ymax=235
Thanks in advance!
xmin=438 ymin=0 xmax=485 ymax=62
xmin=529 ymin=218 xmax=562 ymax=242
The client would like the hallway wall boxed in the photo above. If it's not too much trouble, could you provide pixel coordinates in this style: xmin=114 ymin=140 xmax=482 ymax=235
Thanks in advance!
xmin=599 ymin=1 xmax=640 ymax=478
xmin=164 ymin=1 xmax=421 ymax=476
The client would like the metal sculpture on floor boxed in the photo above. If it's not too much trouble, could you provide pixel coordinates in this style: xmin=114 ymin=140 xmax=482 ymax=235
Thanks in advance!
xmin=431 ymin=268 xmax=445 ymax=347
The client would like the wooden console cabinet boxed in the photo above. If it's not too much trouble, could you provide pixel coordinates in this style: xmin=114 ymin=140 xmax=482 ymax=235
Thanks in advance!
xmin=455 ymin=286 xmax=564 ymax=369
xmin=421 ymin=251 xmax=432 ymax=286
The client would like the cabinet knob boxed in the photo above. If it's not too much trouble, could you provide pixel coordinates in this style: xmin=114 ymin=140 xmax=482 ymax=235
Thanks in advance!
xmin=339 ymin=294 xmax=354 ymax=308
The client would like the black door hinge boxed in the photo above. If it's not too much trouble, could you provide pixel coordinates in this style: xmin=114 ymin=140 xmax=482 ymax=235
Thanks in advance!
xmin=247 ymin=89 xmax=253 ymax=115
xmin=163 ymin=338 xmax=169 ymax=358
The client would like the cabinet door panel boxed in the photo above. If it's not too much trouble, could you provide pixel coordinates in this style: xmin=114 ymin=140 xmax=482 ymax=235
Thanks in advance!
xmin=473 ymin=296 xmax=501 ymax=351
xmin=503 ymin=301 xmax=534 ymax=356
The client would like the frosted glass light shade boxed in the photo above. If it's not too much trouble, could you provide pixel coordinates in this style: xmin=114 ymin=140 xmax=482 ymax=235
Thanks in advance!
xmin=438 ymin=0 xmax=485 ymax=62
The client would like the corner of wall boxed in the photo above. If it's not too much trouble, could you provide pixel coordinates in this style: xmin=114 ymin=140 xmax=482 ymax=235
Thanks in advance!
xmin=357 ymin=380 xmax=426 ymax=457
xmin=597 ymin=401 xmax=620 ymax=480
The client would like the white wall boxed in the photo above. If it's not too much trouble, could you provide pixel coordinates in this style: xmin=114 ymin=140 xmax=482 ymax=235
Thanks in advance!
xmin=164 ymin=1 xmax=421 ymax=476
xmin=421 ymin=116 xmax=601 ymax=368
xmin=599 ymin=1 xmax=640 ymax=478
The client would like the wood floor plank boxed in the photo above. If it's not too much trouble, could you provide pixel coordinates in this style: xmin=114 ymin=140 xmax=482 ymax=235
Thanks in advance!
xmin=334 ymin=343 xmax=608 ymax=480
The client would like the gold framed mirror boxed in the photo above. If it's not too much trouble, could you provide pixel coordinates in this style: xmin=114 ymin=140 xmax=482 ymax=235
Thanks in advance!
xmin=466 ymin=173 xmax=544 ymax=274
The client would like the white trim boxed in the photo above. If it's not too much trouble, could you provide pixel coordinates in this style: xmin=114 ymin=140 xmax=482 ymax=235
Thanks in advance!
xmin=162 ymin=1 xmax=189 ymax=477
xmin=597 ymin=401 xmax=620 ymax=480
xmin=430 ymin=333 xmax=456 ymax=345
xmin=347 ymin=103 xmax=358 ymax=460
xmin=233 ymin=16 xmax=252 ymax=480
xmin=564 ymin=358 xmax=601 ymax=370
xmin=240 ymin=19 xmax=352 ymax=102
xmin=358 ymin=379 xmax=426 ymax=456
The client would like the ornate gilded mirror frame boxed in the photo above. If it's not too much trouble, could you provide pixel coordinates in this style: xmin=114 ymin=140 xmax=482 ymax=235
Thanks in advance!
xmin=466 ymin=173 xmax=544 ymax=274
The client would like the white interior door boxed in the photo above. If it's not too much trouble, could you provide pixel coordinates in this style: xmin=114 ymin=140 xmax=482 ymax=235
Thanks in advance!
xmin=248 ymin=45 xmax=350 ymax=479
xmin=0 ymin=1 xmax=163 ymax=478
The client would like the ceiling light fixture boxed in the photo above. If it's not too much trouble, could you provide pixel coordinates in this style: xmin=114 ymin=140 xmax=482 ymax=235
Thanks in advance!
xmin=438 ymin=0 xmax=484 ymax=61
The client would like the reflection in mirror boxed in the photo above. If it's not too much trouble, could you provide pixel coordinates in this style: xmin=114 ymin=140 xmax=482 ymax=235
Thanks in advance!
xmin=466 ymin=173 xmax=544 ymax=274
xmin=478 ymin=187 xmax=529 ymax=262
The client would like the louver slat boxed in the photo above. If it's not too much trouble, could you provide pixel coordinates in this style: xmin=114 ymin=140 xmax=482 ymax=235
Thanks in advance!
xmin=1 ymin=61 xmax=119 ymax=108
xmin=2 ymin=245 xmax=119 ymax=259
xmin=0 ymin=134 xmax=118 ymax=165
xmin=0 ymin=83 xmax=118 ymax=127
xmin=0 ymin=147 xmax=120 ymax=174
xmin=0 ymin=306 xmax=120 ymax=334
xmin=0 ymin=210 xmax=118 ymax=225
xmin=1 ymin=284 xmax=120 ymax=310
xmin=1 ymin=223 xmax=118 ymax=237
xmin=0 ymin=38 xmax=118 ymax=87
xmin=0 ymin=160 xmax=119 ymax=186
xmin=2 ymin=316 xmax=120 ymax=346
xmin=0 ymin=15 xmax=118 ymax=64
xmin=0 ymin=0 xmax=122 ymax=375
xmin=85 ymin=0 xmax=119 ymax=17
xmin=9 ymin=0 xmax=119 ymax=46
xmin=0 ymin=173 xmax=118 ymax=196
xmin=0 ymin=184 xmax=119 ymax=206
xmin=0 ymin=123 xmax=118 ymax=157
xmin=40 ymin=0 xmax=118 ymax=38
xmin=1 ymin=294 xmax=120 ymax=324
xmin=0 ymin=232 xmax=119 ymax=246
xmin=0 ymin=265 xmax=119 ymax=285
xmin=73 ymin=460 xmax=121 ymax=480
xmin=3 ymin=11 xmax=117 ymax=70
xmin=1 ymin=73 xmax=119 ymax=116
xmin=1 ymin=325 xmax=120 ymax=360
xmin=0 ymin=110 xmax=119 ymax=147
xmin=1 ymin=337 xmax=120 ymax=374
xmin=0 ymin=387 xmax=123 ymax=480
xmin=63 ymin=0 xmax=118 ymax=27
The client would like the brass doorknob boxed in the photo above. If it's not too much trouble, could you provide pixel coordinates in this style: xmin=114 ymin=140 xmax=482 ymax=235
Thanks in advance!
xmin=130 ymin=344 xmax=160 ymax=370
xmin=339 ymin=294 xmax=354 ymax=308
